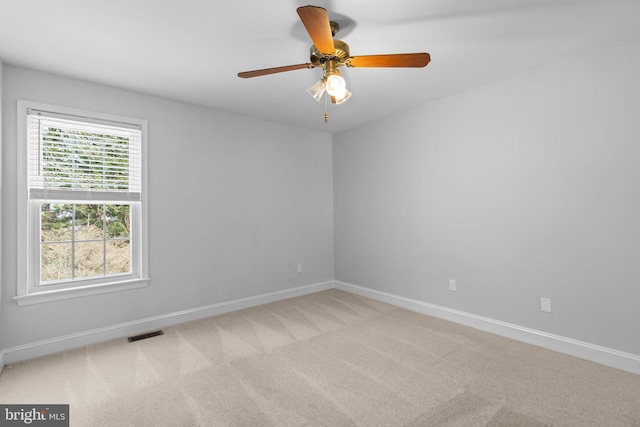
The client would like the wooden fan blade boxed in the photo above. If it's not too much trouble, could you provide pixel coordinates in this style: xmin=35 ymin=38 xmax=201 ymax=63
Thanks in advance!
xmin=348 ymin=53 xmax=431 ymax=68
xmin=297 ymin=5 xmax=335 ymax=55
xmin=238 ymin=63 xmax=313 ymax=78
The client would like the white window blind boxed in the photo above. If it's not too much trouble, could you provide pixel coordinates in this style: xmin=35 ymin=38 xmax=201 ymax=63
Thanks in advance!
xmin=16 ymin=101 xmax=149 ymax=305
xmin=27 ymin=109 xmax=142 ymax=202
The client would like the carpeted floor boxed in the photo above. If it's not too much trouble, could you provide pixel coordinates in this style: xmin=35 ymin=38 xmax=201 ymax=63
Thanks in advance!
xmin=1 ymin=289 xmax=639 ymax=426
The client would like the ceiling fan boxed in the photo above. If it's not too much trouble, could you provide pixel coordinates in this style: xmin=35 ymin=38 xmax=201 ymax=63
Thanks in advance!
xmin=238 ymin=5 xmax=430 ymax=119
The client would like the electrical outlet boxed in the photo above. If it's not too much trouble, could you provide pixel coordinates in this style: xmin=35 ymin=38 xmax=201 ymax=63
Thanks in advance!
xmin=297 ymin=264 xmax=303 ymax=273
xmin=541 ymin=298 xmax=552 ymax=313
xmin=449 ymin=279 xmax=457 ymax=292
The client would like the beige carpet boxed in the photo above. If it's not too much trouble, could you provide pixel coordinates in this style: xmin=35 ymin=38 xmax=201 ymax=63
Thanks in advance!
xmin=1 ymin=289 xmax=639 ymax=426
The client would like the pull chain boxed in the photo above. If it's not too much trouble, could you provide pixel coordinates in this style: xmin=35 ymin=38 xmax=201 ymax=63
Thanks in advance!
xmin=324 ymin=92 xmax=329 ymax=123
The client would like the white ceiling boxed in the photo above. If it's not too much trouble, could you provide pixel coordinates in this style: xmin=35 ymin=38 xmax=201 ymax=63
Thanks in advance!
xmin=1 ymin=0 xmax=639 ymax=133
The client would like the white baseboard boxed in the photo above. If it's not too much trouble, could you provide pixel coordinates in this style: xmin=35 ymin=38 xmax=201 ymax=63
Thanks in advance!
xmin=335 ymin=281 xmax=640 ymax=375
xmin=0 ymin=281 xmax=334 ymax=368
xmin=2 ymin=279 xmax=639 ymax=376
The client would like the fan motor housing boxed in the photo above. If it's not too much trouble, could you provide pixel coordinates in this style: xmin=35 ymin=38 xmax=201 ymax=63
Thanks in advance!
xmin=310 ymin=39 xmax=350 ymax=66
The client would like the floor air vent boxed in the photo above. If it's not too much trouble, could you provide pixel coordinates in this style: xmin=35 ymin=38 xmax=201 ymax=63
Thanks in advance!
xmin=128 ymin=330 xmax=164 ymax=342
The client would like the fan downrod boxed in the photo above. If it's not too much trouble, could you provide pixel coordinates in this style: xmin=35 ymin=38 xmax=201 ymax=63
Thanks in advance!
xmin=329 ymin=21 xmax=339 ymax=37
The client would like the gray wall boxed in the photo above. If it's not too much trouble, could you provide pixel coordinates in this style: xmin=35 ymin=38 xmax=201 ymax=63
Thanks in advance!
xmin=1 ymin=65 xmax=334 ymax=348
xmin=3 ymin=35 xmax=639 ymax=360
xmin=333 ymin=36 xmax=640 ymax=356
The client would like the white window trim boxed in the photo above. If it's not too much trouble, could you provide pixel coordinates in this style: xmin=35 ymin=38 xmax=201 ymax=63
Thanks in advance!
xmin=15 ymin=100 xmax=150 ymax=306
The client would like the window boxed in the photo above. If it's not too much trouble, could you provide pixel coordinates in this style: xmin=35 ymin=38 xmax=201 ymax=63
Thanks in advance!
xmin=16 ymin=101 xmax=149 ymax=305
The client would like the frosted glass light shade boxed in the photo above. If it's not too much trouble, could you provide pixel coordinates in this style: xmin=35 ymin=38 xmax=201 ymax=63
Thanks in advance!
xmin=306 ymin=79 xmax=326 ymax=102
xmin=333 ymin=90 xmax=351 ymax=105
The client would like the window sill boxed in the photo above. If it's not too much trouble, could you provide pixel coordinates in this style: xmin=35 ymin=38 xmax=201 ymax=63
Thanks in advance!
xmin=13 ymin=278 xmax=151 ymax=306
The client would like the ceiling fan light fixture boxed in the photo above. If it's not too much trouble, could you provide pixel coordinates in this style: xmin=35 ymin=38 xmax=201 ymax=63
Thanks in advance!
xmin=307 ymin=78 xmax=326 ymax=102
xmin=323 ymin=60 xmax=348 ymax=99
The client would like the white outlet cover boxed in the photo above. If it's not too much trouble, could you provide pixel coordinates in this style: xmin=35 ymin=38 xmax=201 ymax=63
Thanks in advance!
xmin=449 ymin=279 xmax=456 ymax=291
xmin=541 ymin=298 xmax=552 ymax=312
